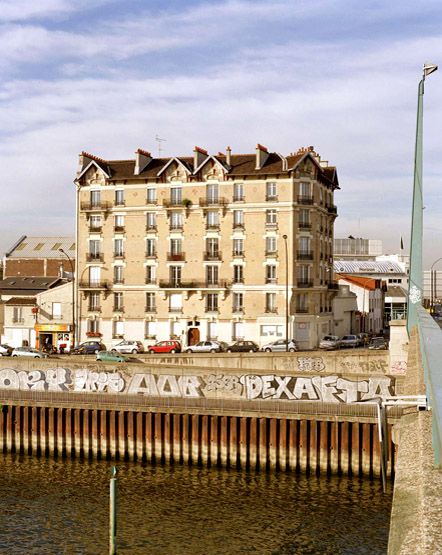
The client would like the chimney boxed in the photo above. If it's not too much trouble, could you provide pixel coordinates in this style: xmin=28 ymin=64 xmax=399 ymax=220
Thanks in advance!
xmin=255 ymin=144 xmax=269 ymax=170
xmin=77 ymin=152 xmax=89 ymax=177
xmin=134 ymin=149 xmax=152 ymax=175
xmin=226 ymin=146 xmax=231 ymax=166
xmin=193 ymin=146 xmax=208 ymax=171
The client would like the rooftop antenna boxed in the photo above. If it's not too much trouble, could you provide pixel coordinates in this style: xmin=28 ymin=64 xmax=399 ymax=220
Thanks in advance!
xmin=155 ymin=134 xmax=166 ymax=157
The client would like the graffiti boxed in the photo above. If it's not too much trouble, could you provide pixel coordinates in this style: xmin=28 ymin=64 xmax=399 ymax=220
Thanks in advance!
xmin=390 ymin=360 xmax=407 ymax=375
xmin=360 ymin=360 xmax=389 ymax=373
xmin=297 ymin=357 xmax=325 ymax=372
xmin=0 ymin=368 xmax=394 ymax=404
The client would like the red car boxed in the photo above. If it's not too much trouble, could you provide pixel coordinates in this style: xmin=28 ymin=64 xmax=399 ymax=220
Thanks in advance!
xmin=148 ymin=340 xmax=181 ymax=354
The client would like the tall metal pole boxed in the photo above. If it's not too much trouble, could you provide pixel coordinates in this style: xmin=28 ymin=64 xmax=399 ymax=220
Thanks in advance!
xmin=283 ymin=234 xmax=289 ymax=351
xmin=109 ymin=466 xmax=118 ymax=554
xmin=59 ymin=248 xmax=75 ymax=349
xmin=407 ymin=64 xmax=438 ymax=336
xmin=430 ymin=257 xmax=442 ymax=313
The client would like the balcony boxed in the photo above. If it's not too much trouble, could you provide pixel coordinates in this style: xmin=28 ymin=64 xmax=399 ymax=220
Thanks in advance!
xmin=169 ymin=225 xmax=184 ymax=232
xmin=233 ymin=195 xmax=244 ymax=202
xmin=87 ymin=305 xmax=101 ymax=312
xmin=205 ymin=306 xmax=219 ymax=314
xmin=327 ymin=204 xmax=338 ymax=215
xmin=295 ymin=307 xmax=309 ymax=314
xmin=232 ymin=307 xmax=244 ymax=314
xmin=145 ymin=306 xmax=157 ymax=313
xmin=146 ymin=198 xmax=157 ymax=205
xmin=233 ymin=222 xmax=245 ymax=230
xmin=265 ymin=222 xmax=278 ymax=230
xmin=114 ymin=278 xmax=124 ymax=285
xmin=114 ymin=200 xmax=125 ymax=207
xmin=297 ymin=251 xmax=313 ymax=261
xmin=297 ymin=196 xmax=314 ymax=205
xmin=265 ymin=307 xmax=278 ymax=314
xmin=206 ymin=223 xmax=220 ymax=231
xmin=86 ymin=253 xmax=104 ymax=262
xmin=204 ymin=251 xmax=222 ymax=261
xmin=159 ymin=280 xmax=197 ymax=289
xmin=199 ymin=197 xmax=227 ymax=207
xmin=232 ymin=250 xmax=245 ymax=258
xmin=266 ymin=195 xmax=278 ymax=202
xmin=299 ymin=222 xmax=312 ymax=230
xmin=79 ymin=280 xmax=109 ymax=290
xmin=232 ymin=278 xmax=244 ymax=285
xmin=168 ymin=307 xmax=183 ymax=313
xmin=265 ymin=250 xmax=278 ymax=257
xmin=113 ymin=305 xmax=124 ymax=313
xmin=114 ymin=226 xmax=125 ymax=233
xmin=297 ymin=280 xmax=313 ymax=288
xmin=88 ymin=225 xmax=102 ymax=233
xmin=113 ymin=252 xmax=125 ymax=260
xmin=167 ymin=252 xmax=185 ymax=261
xmin=80 ymin=201 xmax=111 ymax=212
xmin=145 ymin=251 xmax=157 ymax=259
xmin=265 ymin=278 xmax=278 ymax=284
xmin=145 ymin=224 xmax=157 ymax=232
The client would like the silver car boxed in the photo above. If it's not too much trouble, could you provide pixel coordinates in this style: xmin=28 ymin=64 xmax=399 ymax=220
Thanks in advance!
xmin=338 ymin=335 xmax=360 ymax=349
xmin=111 ymin=340 xmax=144 ymax=354
xmin=262 ymin=339 xmax=298 ymax=352
xmin=12 ymin=347 xmax=48 ymax=359
xmin=185 ymin=341 xmax=225 ymax=353
xmin=319 ymin=335 xmax=340 ymax=350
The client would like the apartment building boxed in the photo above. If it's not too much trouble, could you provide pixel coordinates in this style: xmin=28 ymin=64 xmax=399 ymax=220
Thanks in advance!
xmin=75 ymin=144 xmax=339 ymax=350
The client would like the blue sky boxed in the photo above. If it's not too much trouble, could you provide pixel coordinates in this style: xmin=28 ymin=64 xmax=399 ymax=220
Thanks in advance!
xmin=1 ymin=0 xmax=441 ymax=265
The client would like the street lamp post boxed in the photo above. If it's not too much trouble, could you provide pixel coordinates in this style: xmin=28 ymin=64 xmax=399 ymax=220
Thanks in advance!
xmin=59 ymin=248 xmax=75 ymax=348
xmin=407 ymin=63 xmax=438 ymax=336
xmin=282 ymin=234 xmax=289 ymax=352
xmin=430 ymin=257 xmax=442 ymax=312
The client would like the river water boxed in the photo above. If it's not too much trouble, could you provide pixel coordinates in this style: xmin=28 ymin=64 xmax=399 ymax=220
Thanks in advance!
xmin=0 ymin=454 xmax=392 ymax=554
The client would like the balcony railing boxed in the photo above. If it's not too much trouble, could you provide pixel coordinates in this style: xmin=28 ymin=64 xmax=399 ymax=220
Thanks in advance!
xmin=146 ymin=198 xmax=157 ymax=205
xmin=89 ymin=226 xmax=102 ymax=233
xmin=297 ymin=280 xmax=313 ymax=288
xmin=169 ymin=224 xmax=184 ymax=232
xmin=114 ymin=226 xmax=125 ymax=233
xmin=265 ymin=307 xmax=278 ymax=313
xmin=86 ymin=253 xmax=104 ymax=262
xmin=266 ymin=195 xmax=278 ymax=202
xmin=299 ymin=222 xmax=312 ymax=230
xmin=205 ymin=306 xmax=219 ymax=313
xmin=265 ymin=250 xmax=278 ymax=257
xmin=232 ymin=278 xmax=244 ymax=285
xmin=327 ymin=204 xmax=338 ymax=214
xmin=265 ymin=278 xmax=277 ymax=284
xmin=145 ymin=251 xmax=157 ymax=259
xmin=199 ymin=197 xmax=227 ymax=207
xmin=113 ymin=305 xmax=124 ymax=313
xmin=204 ymin=251 xmax=222 ymax=261
xmin=145 ymin=224 xmax=157 ymax=232
xmin=232 ymin=250 xmax=245 ymax=257
xmin=297 ymin=251 xmax=313 ymax=261
xmin=233 ymin=223 xmax=245 ymax=230
xmin=206 ymin=223 xmax=220 ymax=231
xmin=145 ymin=306 xmax=157 ymax=313
xmin=265 ymin=221 xmax=278 ymax=229
xmin=163 ymin=198 xmax=184 ymax=208
xmin=79 ymin=280 xmax=109 ymax=289
xmin=167 ymin=252 xmax=185 ymax=261
xmin=114 ymin=200 xmax=125 ymax=207
xmin=232 ymin=307 xmax=244 ymax=314
xmin=113 ymin=252 xmax=125 ymax=260
xmin=80 ymin=201 xmax=111 ymax=211
xmin=295 ymin=307 xmax=309 ymax=314
xmin=233 ymin=195 xmax=244 ymax=202
xmin=168 ymin=307 xmax=183 ymax=313
xmin=159 ymin=280 xmax=196 ymax=289
xmin=297 ymin=196 xmax=314 ymax=205
xmin=87 ymin=305 xmax=101 ymax=312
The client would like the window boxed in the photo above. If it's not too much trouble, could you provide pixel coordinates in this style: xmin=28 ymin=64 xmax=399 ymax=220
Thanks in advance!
xmin=146 ymin=238 xmax=156 ymax=257
xmin=233 ymin=292 xmax=244 ymax=313
xmin=265 ymin=292 xmax=277 ymax=313
xmin=146 ymin=265 xmax=156 ymax=284
xmin=89 ymin=266 xmax=101 ymax=286
xmin=147 ymin=188 xmax=157 ymax=204
xmin=233 ymin=210 xmax=244 ymax=228
xmin=233 ymin=265 xmax=244 ymax=284
xmin=145 ymin=320 xmax=156 ymax=338
xmin=299 ymin=236 xmax=310 ymax=253
xmin=266 ymin=265 xmax=277 ymax=283
xmin=52 ymin=302 xmax=62 ymax=319
xmin=146 ymin=212 xmax=156 ymax=230
xmin=170 ymin=266 xmax=182 ymax=286
xmin=298 ymin=265 xmax=310 ymax=285
xmin=171 ymin=321 xmax=182 ymax=337
xmin=52 ymin=242 xmax=62 ymax=251
xmin=266 ymin=209 xmax=277 ymax=226
xmin=206 ymin=293 xmax=218 ymax=312
xmin=169 ymin=293 xmax=183 ymax=312
xmin=113 ymin=320 xmax=124 ymax=337
xmin=206 ymin=211 xmax=219 ymax=228
xmin=114 ymin=214 xmax=124 ymax=231
xmin=233 ymin=322 xmax=244 ymax=340
xmin=171 ymin=187 xmax=182 ymax=205
xmin=114 ymin=238 xmax=124 ymax=258
xmin=145 ymin=293 xmax=156 ymax=312
xmin=233 ymin=182 xmax=244 ymax=202
xmin=12 ymin=306 xmax=23 ymax=323
xmin=233 ymin=238 xmax=244 ymax=256
xmin=87 ymin=319 xmax=99 ymax=334
xmin=88 ymin=292 xmax=100 ymax=311
xmin=208 ymin=322 xmax=218 ymax=340
xmin=115 ymin=189 xmax=124 ymax=206
xmin=206 ymin=238 xmax=219 ymax=258
xmin=34 ymin=243 xmax=44 ymax=251
xmin=260 ymin=324 xmax=283 ymax=337
xmin=207 ymin=183 xmax=218 ymax=203
xmin=299 ymin=209 xmax=310 ymax=228
xmin=114 ymin=266 xmax=123 ymax=284
xmin=170 ymin=212 xmax=183 ymax=230
xmin=266 ymin=182 xmax=277 ymax=200
xmin=299 ymin=182 xmax=310 ymax=197
xmin=206 ymin=265 xmax=219 ymax=285
xmin=90 ymin=190 xmax=101 ymax=207
xmin=266 ymin=236 xmax=277 ymax=254
xmin=90 ymin=215 xmax=101 ymax=229
xmin=296 ymin=293 xmax=308 ymax=313
xmin=113 ymin=292 xmax=123 ymax=311
xmin=170 ymin=239 xmax=182 ymax=255
xmin=89 ymin=239 xmax=101 ymax=259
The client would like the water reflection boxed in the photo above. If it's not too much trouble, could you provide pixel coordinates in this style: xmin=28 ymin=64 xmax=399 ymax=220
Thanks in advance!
xmin=0 ymin=454 xmax=391 ymax=554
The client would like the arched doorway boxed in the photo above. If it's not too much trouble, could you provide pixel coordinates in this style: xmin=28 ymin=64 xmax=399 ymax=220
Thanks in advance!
xmin=187 ymin=327 xmax=200 ymax=346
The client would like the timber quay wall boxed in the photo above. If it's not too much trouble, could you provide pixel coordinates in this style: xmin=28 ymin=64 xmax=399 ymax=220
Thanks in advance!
xmin=0 ymin=349 xmax=407 ymax=478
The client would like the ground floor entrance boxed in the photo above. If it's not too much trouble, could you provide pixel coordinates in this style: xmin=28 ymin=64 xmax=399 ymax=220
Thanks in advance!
xmin=35 ymin=324 xmax=72 ymax=352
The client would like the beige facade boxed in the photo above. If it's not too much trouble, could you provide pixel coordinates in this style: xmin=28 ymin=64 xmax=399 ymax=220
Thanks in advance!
xmin=75 ymin=145 xmax=339 ymax=349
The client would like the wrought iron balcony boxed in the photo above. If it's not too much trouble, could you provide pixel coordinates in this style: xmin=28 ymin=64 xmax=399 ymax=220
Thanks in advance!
xmin=80 ymin=201 xmax=111 ymax=211
xmin=144 ymin=306 xmax=157 ymax=313
xmin=145 ymin=224 xmax=157 ymax=232
xmin=114 ymin=226 xmax=125 ymax=233
xmin=199 ymin=197 xmax=228 ymax=207
xmin=86 ymin=253 xmax=104 ymax=262
xmin=327 ymin=204 xmax=338 ymax=215
xmin=79 ymin=280 xmax=109 ymax=290
xmin=204 ymin=251 xmax=222 ymax=261
xmin=297 ymin=280 xmax=313 ymax=288
xmin=297 ymin=196 xmax=314 ymax=205
xmin=297 ymin=251 xmax=313 ymax=261
xmin=113 ymin=305 xmax=124 ymax=313
xmin=167 ymin=252 xmax=185 ymax=261
xmin=299 ymin=222 xmax=312 ymax=230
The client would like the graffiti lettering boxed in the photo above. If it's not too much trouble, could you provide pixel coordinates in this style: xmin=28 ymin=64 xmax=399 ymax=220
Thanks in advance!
xmin=297 ymin=357 xmax=325 ymax=372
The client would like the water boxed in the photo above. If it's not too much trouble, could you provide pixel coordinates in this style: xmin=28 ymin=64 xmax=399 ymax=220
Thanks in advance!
xmin=0 ymin=454 xmax=392 ymax=554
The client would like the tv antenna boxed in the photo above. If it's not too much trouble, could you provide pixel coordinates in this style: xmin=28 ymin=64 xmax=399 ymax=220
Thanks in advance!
xmin=155 ymin=134 xmax=166 ymax=157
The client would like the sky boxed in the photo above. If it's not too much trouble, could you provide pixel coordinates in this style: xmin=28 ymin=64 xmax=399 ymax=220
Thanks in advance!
xmin=1 ymin=0 xmax=441 ymax=266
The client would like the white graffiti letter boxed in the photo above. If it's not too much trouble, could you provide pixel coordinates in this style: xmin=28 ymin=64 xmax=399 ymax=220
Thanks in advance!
xmin=261 ymin=375 xmax=276 ymax=399
xmin=311 ymin=376 xmax=339 ymax=403
xmin=361 ymin=377 xmax=392 ymax=401
xmin=242 ymin=375 xmax=263 ymax=399
xmin=127 ymin=374 xmax=159 ymax=396
xmin=293 ymin=378 xmax=319 ymax=400
xmin=0 ymin=369 xmax=19 ymax=389
xmin=45 ymin=368 xmax=69 ymax=391
xmin=273 ymin=376 xmax=295 ymax=400
xmin=178 ymin=376 xmax=201 ymax=398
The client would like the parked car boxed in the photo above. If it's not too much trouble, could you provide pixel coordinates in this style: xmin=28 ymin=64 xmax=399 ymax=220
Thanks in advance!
xmin=319 ymin=335 xmax=340 ymax=350
xmin=96 ymin=350 xmax=128 ymax=363
xmin=226 ymin=340 xmax=260 ymax=353
xmin=338 ymin=335 xmax=359 ymax=349
xmin=357 ymin=333 xmax=370 ymax=347
xmin=71 ymin=341 xmax=107 ymax=355
xmin=185 ymin=341 xmax=226 ymax=353
xmin=11 ymin=347 xmax=48 ymax=359
xmin=368 ymin=337 xmax=388 ymax=350
xmin=111 ymin=340 xmax=144 ymax=354
xmin=261 ymin=339 xmax=298 ymax=352
xmin=148 ymin=340 xmax=181 ymax=354
xmin=0 ymin=344 xmax=13 ymax=356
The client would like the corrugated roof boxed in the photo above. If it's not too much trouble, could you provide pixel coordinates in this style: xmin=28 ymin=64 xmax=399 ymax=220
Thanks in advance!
xmin=333 ymin=260 xmax=405 ymax=274
xmin=6 ymin=237 xmax=75 ymax=259
xmin=4 ymin=297 xmax=37 ymax=306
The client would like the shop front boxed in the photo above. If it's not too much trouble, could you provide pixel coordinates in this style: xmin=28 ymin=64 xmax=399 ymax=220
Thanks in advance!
xmin=35 ymin=324 xmax=72 ymax=353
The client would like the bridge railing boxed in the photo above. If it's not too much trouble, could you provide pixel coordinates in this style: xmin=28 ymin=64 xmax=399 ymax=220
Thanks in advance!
xmin=417 ymin=305 xmax=442 ymax=467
